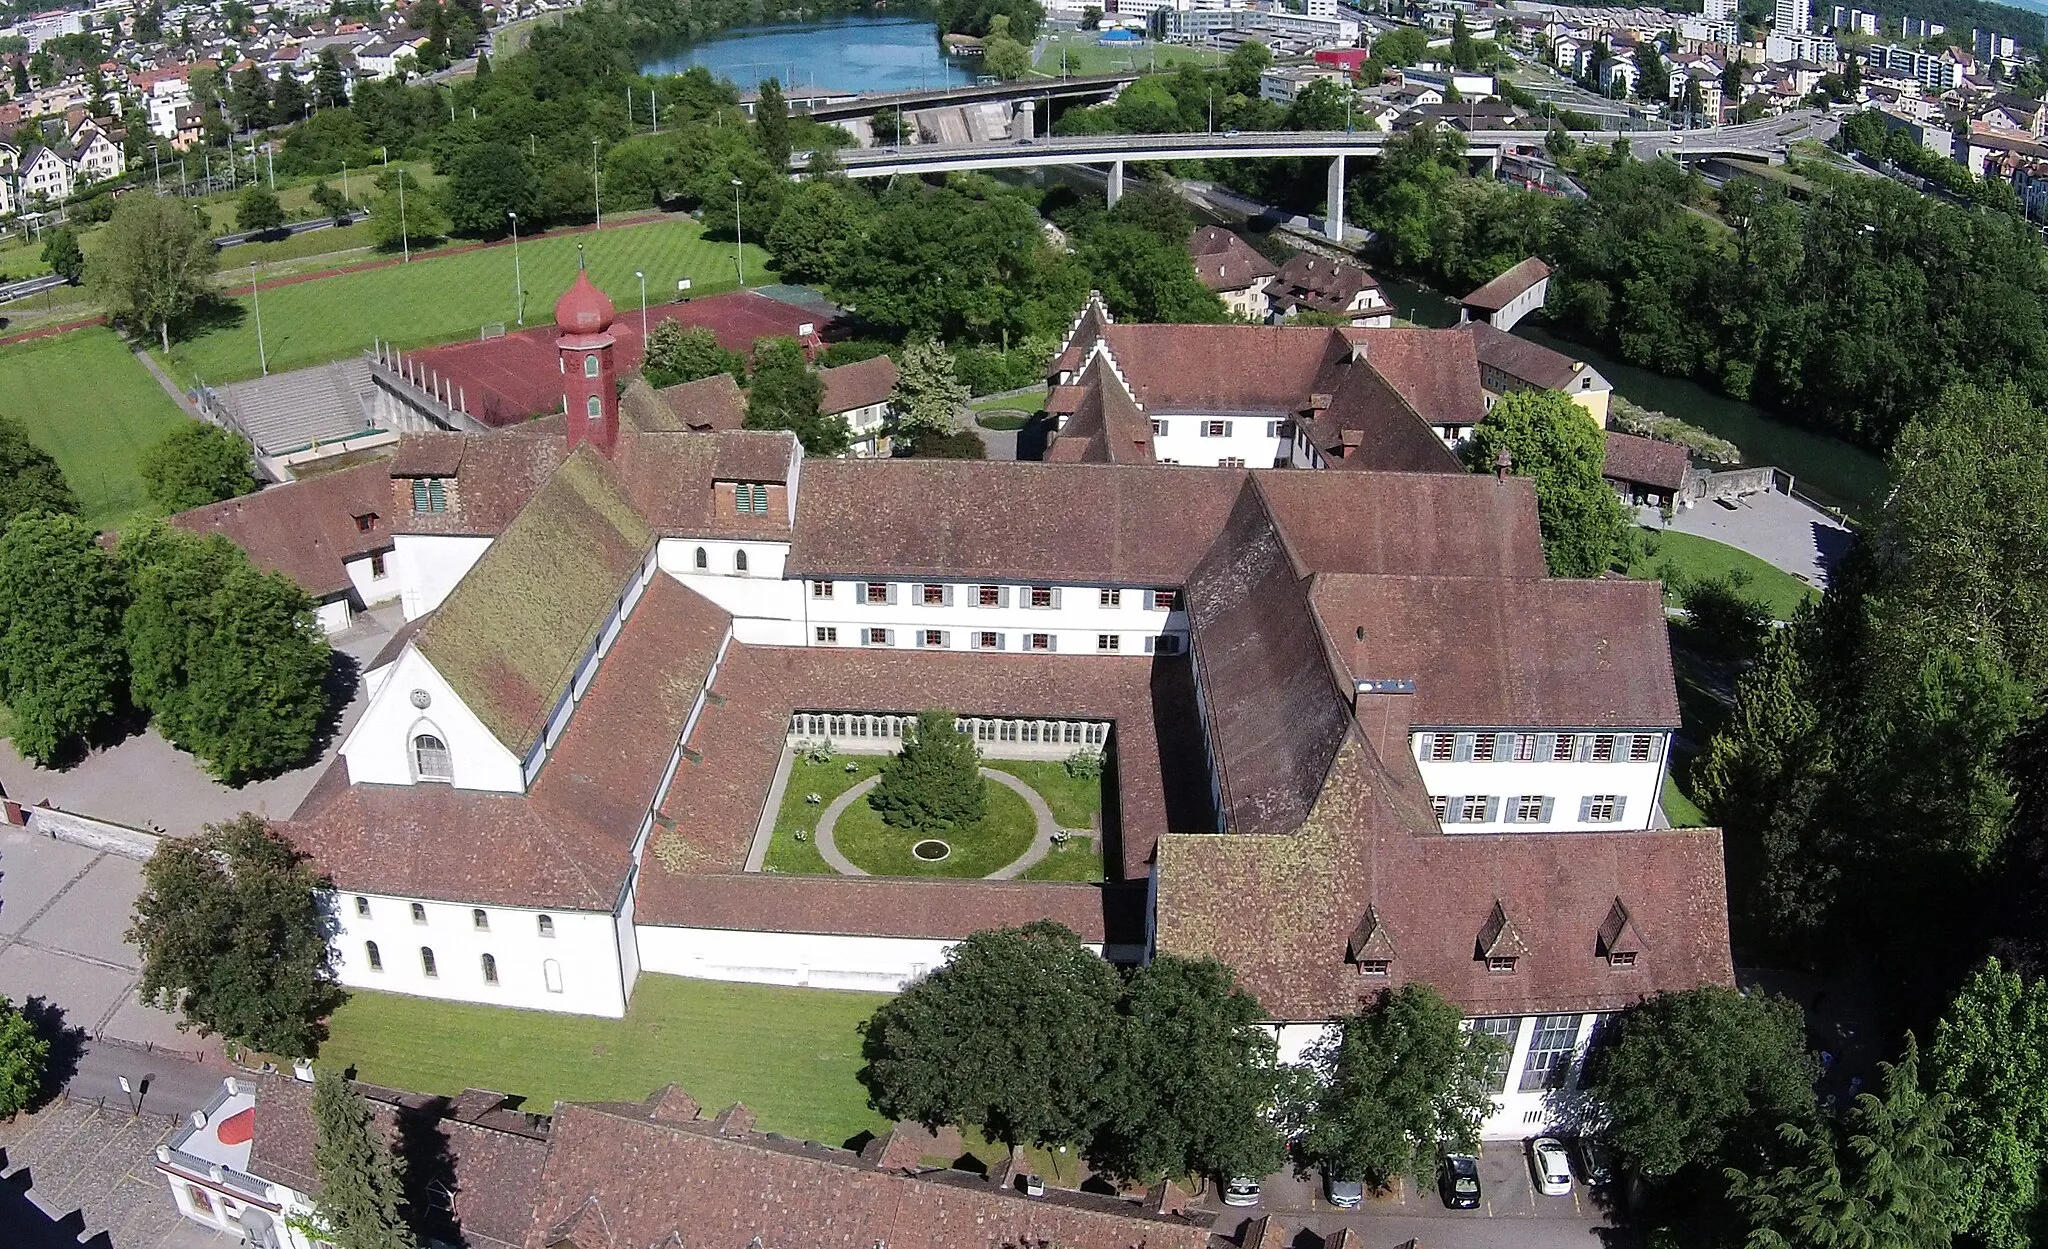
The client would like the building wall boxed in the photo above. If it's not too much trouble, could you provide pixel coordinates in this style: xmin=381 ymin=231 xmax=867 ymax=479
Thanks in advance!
xmin=314 ymin=597 xmax=354 ymax=634
xmin=1410 ymin=730 xmax=1670 ymax=833
xmin=343 ymin=550 xmax=403 ymax=611
xmin=1150 ymin=414 xmax=1288 ymax=467
xmin=393 ymin=533 xmax=492 ymax=618
xmin=328 ymin=891 xmax=629 ymax=1017
xmin=636 ymin=924 xmax=1103 ymax=994
xmin=786 ymin=710 xmax=1109 ymax=760
xmin=801 ymin=577 xmax=1191 ymax=655
xmin=339 ymin=646 xmax=526 ymax=792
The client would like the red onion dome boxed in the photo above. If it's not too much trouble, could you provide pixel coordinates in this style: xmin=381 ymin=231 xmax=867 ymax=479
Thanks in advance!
xmin=553 ymin=269 xmax=615 ymax=335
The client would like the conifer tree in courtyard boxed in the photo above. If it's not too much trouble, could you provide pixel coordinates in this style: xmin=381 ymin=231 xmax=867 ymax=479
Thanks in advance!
xmin=311 ymin=1070 xmax=416 ymax=1249
xmin=869 ymin=708 xmax=986 ymax=831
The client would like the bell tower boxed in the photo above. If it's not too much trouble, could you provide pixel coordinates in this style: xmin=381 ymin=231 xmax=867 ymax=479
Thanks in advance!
xmin=555 ymin=250 xmax=619 ymax=455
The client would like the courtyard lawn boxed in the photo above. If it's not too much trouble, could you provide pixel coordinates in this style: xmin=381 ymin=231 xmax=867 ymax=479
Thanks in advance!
xmin=1662 ymin=774 xmax=1709 ymax=828
xmin=1017 ymin=839 xmax=1105 ymax=882
xmin=1629 ymin=528 xmax=1819 ymax=620
xmin=161 ymin=216 xmax=773 ymax=385
xmin=984 ymin=759 xmax=1101 ymax=830
xmin=835 ymin=780 xmax=1036 ymax=878
xmin=0 ymin=328 xmax=192 ymax=531
xmin=319 ymin=975 xmax=888 ymax=1146
xmin=764 ymin=754 xmax=885 ymax=874
xmin=968 ymin=386 xmax=1046 ymax=411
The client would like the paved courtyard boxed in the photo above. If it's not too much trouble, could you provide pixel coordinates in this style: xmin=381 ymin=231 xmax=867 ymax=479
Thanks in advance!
xmin=0 ymin=1098 xmax=235 ymax=1249
xmin=1642 ymin=488 xmax=1854 ymax=591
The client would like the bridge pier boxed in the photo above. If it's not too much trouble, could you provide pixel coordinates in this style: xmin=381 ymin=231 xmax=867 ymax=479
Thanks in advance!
xmin=1107 ymin=160 xmax=1125 ymax=208
xmin=1324 ymin=154 xmax=1345 ymax=244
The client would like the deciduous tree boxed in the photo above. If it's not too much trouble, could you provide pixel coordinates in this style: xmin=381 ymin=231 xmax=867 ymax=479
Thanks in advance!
xmin=311 ymin=1069 xmax=415 ymax=1249
xmin=0 ymin=996 xmax=50 ymax=1116
xmin=1928 ymin=959 xmax=2048 ymax=1249
xmin=745 ymin=336 xmax=847 ymax=455
xmin=859 ymin=922 xmax=1121 ymax=1148
xmin=753 ymin=77 xmax=790 ymax=170
xmin=0 ymin=416 xmax=80 ymax=531
xmin=644 ymin=322 xmax=745 ymax=387
xmin=1464 ymin=388 xmax=1629 ymax=578
xmin=40 ymin=227 xmax=82 ymax=284
xmin=140 ymin=423 xmax=256 ymax=514
xmin=890 ymin=340 xmax=967 ymax=440
xmin=0 ymin=514 xmax=127 ymax=763
xmin=441 ymin=141 xmax=539 ymax=238
xmin=87 ymin=193 xmax=220 ymax=352
xmin=366 ymin=171 xmax=449 ymax=251
xmin=129 ymin=813 xmax=340 ymax=1055
xmin=1292 ymin=984 xmax=1501 ymax=1189
xmin=764 ymin=179 xmax=867 ymax=284
xmin=869 ymin=708 xmax=986 ymax=831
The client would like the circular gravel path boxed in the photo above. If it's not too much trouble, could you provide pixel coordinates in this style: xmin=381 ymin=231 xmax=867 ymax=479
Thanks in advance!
xmin=811 ymin=767 xmax=1072 ymax=879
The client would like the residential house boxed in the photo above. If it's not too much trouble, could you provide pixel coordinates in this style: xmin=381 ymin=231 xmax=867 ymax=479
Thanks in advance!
xmin=1265 ymin=253 xmax=1393 ymax=328
xmin=1187 ymin=225 xmax=1279 ymax=321
xmin=1259 ymin=64 xmax=1349 ymax=104
xmin=818 ymin=352 xmax=899 ymax=458
xmin=1602 ymin=430 xmax=1692 ymax=508
xmin=16 ymin=143 xmax=73 ymax=205
xmin=1461 ymin=319 xmax=1613 ymax=425
xmin=67 ymin=117 xmax=123 ymax=184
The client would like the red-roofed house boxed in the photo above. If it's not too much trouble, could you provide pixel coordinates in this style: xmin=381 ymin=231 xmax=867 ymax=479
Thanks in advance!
xmin=818 ymin=352 xmax=898 ymax=457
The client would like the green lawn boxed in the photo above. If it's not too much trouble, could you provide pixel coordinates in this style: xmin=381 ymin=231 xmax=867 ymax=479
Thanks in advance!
xmin=1035 ymin=31 xmax=1225 ymax=76
xmin=1662 ymin=774 xmax=1709 ymax=828
xmin=969 ymin=386 xmax=1047 ymax=411
xmin=0 ymin=328 xmax=192 ymax=531
xmin=0 ymin=240 xmax=48 ymax=280
xmin=161 ymin=217 xmax=773 ymax=385
xmin=984 ymin=759 xmax=1102 ymax=830
xmin=764 ymin=754 xmax=886 ymax=874
xmin=1017 ymin=839 xmax=1105 ymax=881
xmin=320 ymin=976 xmax=887 ymax=1145
xmin=1629 ymin=528 xmax=1819 ymax=620
xmin=835 ymin=779 xmax=1036 ymax=877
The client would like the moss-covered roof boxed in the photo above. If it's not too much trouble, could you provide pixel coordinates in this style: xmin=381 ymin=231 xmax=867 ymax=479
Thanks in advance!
xmin=416 ymin=446 xmax=654 ymax=754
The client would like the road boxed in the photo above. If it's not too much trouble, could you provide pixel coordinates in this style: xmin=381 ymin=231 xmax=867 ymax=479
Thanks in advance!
xmin=0 ymin=273 xmax=69 ymax=306
xmin=210 ymin=208 xmax=368 ymax=250
xmin=64 ymin=1038 xmax=233 ymax=1122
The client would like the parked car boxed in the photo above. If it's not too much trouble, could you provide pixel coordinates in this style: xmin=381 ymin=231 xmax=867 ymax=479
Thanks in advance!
xmin=1529 ymin=1136 xmax=1574 ymax=1197
xmin=1222 ymin=1177 xmax=1262 ymax=1207
xmin=1324 ymin=1174 xmax=1364 ymax=1209
xmin=1438 ymin=1153 xmax=1482 ymax=1209
xmin=1574 ymin=1135 xmax=1615 ymax=1187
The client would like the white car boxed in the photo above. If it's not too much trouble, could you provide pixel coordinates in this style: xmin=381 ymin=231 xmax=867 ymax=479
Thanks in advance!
xmin=1222 ymin=1177 xmax=1262 ymax=1207
xmin=1529 ymin=1136 xmax=1573 ymax=1197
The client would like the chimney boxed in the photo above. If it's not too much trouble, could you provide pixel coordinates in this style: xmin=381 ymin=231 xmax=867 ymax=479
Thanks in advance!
xmin=1494 ymin=448 xmax=1513 ymax=481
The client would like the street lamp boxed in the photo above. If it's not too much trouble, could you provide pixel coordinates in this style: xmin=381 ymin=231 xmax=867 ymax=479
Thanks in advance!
xmin=250 ymin=261 xmax=267 ymax=376
xmin=151 ymin=143 xmax=161 ymax=192
xmin=635 ymin=269 xmax=647 ymax=342
xmin=397 ymin=170 xmax=410 ymax=263
xmin=592 ymin=137 xmax=602 ymax=229
xmin=508 ymin=211 xmax=523 ymax=325
xmin=731 ymin=177 xmax=745 ymax=286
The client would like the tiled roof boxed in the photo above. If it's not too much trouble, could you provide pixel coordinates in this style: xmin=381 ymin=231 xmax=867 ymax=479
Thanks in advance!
xmin=1460 ymin=256 xmax=1552 ymax=312
xmin=390 ymin=428 xmax=569 ymax=537
xmin=1458 ymin=320 xmax=1585 ymax=391
xmin=415 ymin=447 xmax=654 ymax=755
xmin=638 ymin=874 xmax=1113 ymax=942
xmin=1154 ymin=735 xmax=1734 ymax=1021
xmin=525 ymin=1098 xmax=1218 ymax=1249
xmin=248 ymin=1074 xmax=546 ymax=1249
xmin=1186 ymin=226 xmax=1277 ymax=293
xmin=1045 ymin=351 xmax=1152 ymax=464
xmin=1602 ymin=430 xmax=1692 ymax=494
xmin=1100 ymin=323 xmax=1337 ymax=413
xmin=1252 ymin=470 xmax=1548 ymax=578
xmin=1265 ymin=253 xmax=1383 ymax=316
xmin=1305 ymin=341 xmax=1468 ymax=472
xmin=1051 ymin=292 xmax=1113 ymax=373
xmin=1338 ymin=327 xmax=1487 ymax=432
xmin=301 ymin=577 xmax=729 ymax=908
xmin=1310 ymin=574 xmax=1683 ymax=729
xmin=818 ymin=353 xmax=898 ymax=415
xmin=170 ymin=457 xmax=392 ymax=599
xmin=786 ymin=460 xmax=1247 ymax=585
xmin=627 ymin=374 xmax=746 ymax=433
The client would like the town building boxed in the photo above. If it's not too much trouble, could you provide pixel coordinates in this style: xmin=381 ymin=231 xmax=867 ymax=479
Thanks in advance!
xmin=1264 ymin=253 xmax=1393 ymax=328
xmin=1458 ymin=255 xmax=1550 ymax=333
xmin=194 ymin=278 xmax=1732 ymax=1150
xmin=1603 ymin=429 xmax=1693 ymax=508
xmin=818 ymin=352 xmax=899 ymax=458
xmin=1188 ymin=226 xmax=1279 ymax=321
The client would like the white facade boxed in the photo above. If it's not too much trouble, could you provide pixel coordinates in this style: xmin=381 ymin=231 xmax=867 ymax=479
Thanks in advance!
xmin=1773 ymin=0 xmax=1810 ymax=36
xmin=340 ymin=646 xmax=526 ymax=792
xmin=1149 ymin=413 xmax=1288 ymax=468
xmin=149 ymin=81 xmax=195 ymax=140
xmin=832 ymin=399 xmax=893 ymax=457
xmin=393 ymin=532 xmax=492 ymax=618
xmin=657 ymin=537 xmax=807 ymax=645
xmin=1410 ymin=729 xmax=1671 ymax=833
xmin=18 ymin=147 xmax=73 ymax=206
xmin=1260 ymin=65 xmax=1349 ymax=104
xmin=799 ymin=576 xmax=1190 ymax=657
xmin=330 ymin=891 xmax=631 ymax=1017
xmin=635 ymin=925 xmax=1094 ymax=995
xmin=70 ymin=129 xmax=123 ymax=185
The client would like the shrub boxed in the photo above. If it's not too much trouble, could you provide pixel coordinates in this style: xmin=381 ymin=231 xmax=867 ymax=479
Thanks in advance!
xmin=1065 ymin=747 xmax=1104 ymax=779
xmin=1679 ymin=572 xmax=1772 ymax=660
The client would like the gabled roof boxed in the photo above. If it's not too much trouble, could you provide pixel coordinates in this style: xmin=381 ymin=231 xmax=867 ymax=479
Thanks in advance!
xmin=1460 ymin=256 xmax=1552 ymax=312
xmin=1266 ymin=252 xmax=1383 ymax=315
xmin=818 ymin=352 xmax=898 ymax=416
xmin=170 ymin=457 xmax=393 ymax=599
xmin=1186 ymin=226 xmax=1277 ymax=293
xmin=627 ymin=373 xmax=746 ymax=434
xmin=1603 ymin=430 xmax=1692 ymax=494
xmin=1045 ymin=348 xmax=1153 ymax=464
xmin=1458 ymin=319 xmax=1588 ymax=391
xmin=414 ymin=446 xmax=654 ymax=755
xmin=1252 ymin=471 xmax=1547 ymax=579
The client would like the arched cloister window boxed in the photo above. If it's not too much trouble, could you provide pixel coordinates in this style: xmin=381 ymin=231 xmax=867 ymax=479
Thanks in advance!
xmin=734 ymin=549 xmax=749 ymax=574
xmin=413 ymin=733 xmax=452 ymax=782
xmin=481 ymin=953 xmax=499 ymax=984
xmin=537 ymin=914 xmax=555 ymax=937
xmin=420 ymin=947 xmax=438 ymax=978
xmin=694 ymin=547 xmax=708 ymax=570
xmin=365 ymin=941 xmax=382 ymax=971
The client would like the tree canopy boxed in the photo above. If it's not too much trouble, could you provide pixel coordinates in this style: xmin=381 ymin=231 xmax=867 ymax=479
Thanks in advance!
xmin=0 ymin=513 xmax=128 ymax=764
xmin=129 ymin=813 xmax=342 ymax=1056
xmin=644 ymin=322 xmax=745 ymax=388
xmin=0 ymin=415 xmax=80 ymax=532
xmin=0 ymin=996 xmax=50 ymax=1117
xmin=310 ymin=1070 xmax=416 ymax=1249
xmin=869 ymin=708 xmax=986 ymax=832
xmin=86 ymin=193 xmax=220 ymax=352
xmin=744 ymin=337 xmax=846 ymax=455
xmin=1463 ymin=388 xmax=1628 ymax=578
xmin=890 ymin=340 xmax=968 ymax=441
xmin=1928 ymin=959 xmax=2048 ymax=1248
xmin=139 ymin=422 xmax=257 ymax=514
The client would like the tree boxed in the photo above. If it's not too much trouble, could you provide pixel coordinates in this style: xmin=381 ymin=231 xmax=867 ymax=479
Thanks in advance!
xmin=40 ymin=227 xmax=83 ymax=284
xmin=440 ymin=141 xmax=538 ymax=238
xmin=869 ymin=708 xmax=986 ymax=831
xmin=129 ymin=813 xmax=340 ymax=1055
xmin=1463 ymin=389 xmax=1629 ymax=578
xmin=754 ymin=77 xmax=790 ymax=171
xmin=0 ymin=515 xmax=127 ymax=764
xmin=858 ymin=922 xmax=1122 ymax=1148
xmin=0 ymin=416 xmax=80 ymax=530
xmin=1223 ymin=39 xmax=1271 ymax=95
xmin=1728 ymin=1038 xmax=1961 ymax=1249
xmin=1081 ymin=5 xmax=1102 ymax=28
xmin=1634 ymin=42 xmax=1671 ymax=101
xmin=139 ymin=423 xmax=256 ymax=514
xmin=87 ymin=193 xmax=220 ymax=352
xmin=644 ymin=323 xmax=744 ymax=388
xmin=271 ymin=69 xmax=309 ymax=125
xmin=891 ymin=340 xmax=968 ymax=441
xmin=744 ymin=337 xmax=848 ymax=455
xmin=236 ymin=186 xmax=285 ymax=234
xmin=310 ymin=1071 xmax=415 ymax=1249
xmin=764 ymin=179 xmax=867 ymax=284
xmin=985 ymin=30 xmax=1031 ymax=80
xmin=0 ymin=996 xmax=50 ymax=1116
xmin=870 ymin=106 xmax=904 ymax=144
xmin=1450 ymin=13 xmax=1480 ymax=70
xmin=1585 ymin=985 xmax=1817 ymax=1179
xmin=1088 ymin=956 xmax=1285 ymax=1186
xmin=366 ymin=172 xmax=450 ymax=251
xmin=1928 ymin=959 xmax=2048 ymax=1249
xmin=229 ymin=65 xmax=271 ymax=130
xmin=313 ymin=46 xmax=349 ymax=108
xmin=1292 ymin=984 xmax=1502 ymax=1189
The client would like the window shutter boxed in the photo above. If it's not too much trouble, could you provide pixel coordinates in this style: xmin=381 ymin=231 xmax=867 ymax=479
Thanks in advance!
xmin=1539 ymin=796 xmax=1555 ymax=823
xmin=1453 ymin=734 xmax=1474 ymax=762
xmin=1000 ymin=587 xmax=1012 ymax=608
xmin=1046 ymin=635 xmax=1058 ymax=653
xmin=882 ymin=628 xmax=894 ymax=646
xmin=1577 ymin=796 xmax=1594 ymax=821
xmin=938 ymin=630 xmax=950 ymax=648
xmin=1647 ymin=734 xmax=1665 ymax=762
xmin=412 ymin=479 xmax=430 ymax=511
xmin=1050 ymin=587 xmax=1063 ymax=609
xmin=943 ymin=584 xmax=955 ymax=606
xmin=1496 ymin=732 xmax=1515 ymax=758
xmin=1444 ymin=796 xmax=1463 ymax=824
xmin=886 ymin=583 xmax=899 ymax=605
xmin=1576 ymin=736 xmax=1594 ymax=762
xmin=1537 ymin=733 xmax=1557 ymax=760
xmin=1612 ymin=796 xmax=1627 ymax=823
xmin=856 ymin=582 xmax=870 ymax=603
xmin=1484 ymin=796 xmax=1500 ymax=823
xmin=1415 ymin=735 xmax=1429 ymax=761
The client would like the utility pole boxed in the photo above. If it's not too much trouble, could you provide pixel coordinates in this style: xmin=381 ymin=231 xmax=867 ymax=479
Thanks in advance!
xmin=636 ymin=269 xmax=647 ymax=341
xmin=592 ymin=137 xmax=602 ymax=229
xmin=399 ymin=172 xmax=410 ymax=262
xmin=508 ymin=211 xmax=522 ymax=323
xmin=250 ymin=261 xmax=267 ymax=375
xmin=732 ymin=177 xmax=744 ymax=285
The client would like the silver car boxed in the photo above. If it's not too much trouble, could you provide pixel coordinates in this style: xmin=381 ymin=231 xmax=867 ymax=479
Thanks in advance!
xmin=1528 ymin=1136 xmax=1573 ymax=1197
xmin=1323 ymin=1174 xmax=1364 ymax=1208
xmin=1222 ymin=1177 xmax=1262 ymax=1207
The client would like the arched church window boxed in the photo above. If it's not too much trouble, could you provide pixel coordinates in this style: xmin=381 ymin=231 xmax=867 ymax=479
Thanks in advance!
xmin=584 ymin=354 xmax=600 ymax=378
xmin=694 ymin=547 xmax=708 ymax=569
xmin=586 ymin=394 xmax=602 ymax=418
xmin=413 ymin=734 xmax=452 ymax=782
xmin=734 ymin=549 xmax=749 ymax=574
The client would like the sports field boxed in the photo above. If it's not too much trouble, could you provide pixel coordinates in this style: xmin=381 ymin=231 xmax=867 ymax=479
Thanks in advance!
xmin=319 ymin=975 xmax=888 ymax=1145
xmin=162 ymin=216 xmax=773 ymax=385
xmin=1036 ymin=30 xmax=1226 ymax=76
xmin=0 ymin=328 xmax=191 ymax=531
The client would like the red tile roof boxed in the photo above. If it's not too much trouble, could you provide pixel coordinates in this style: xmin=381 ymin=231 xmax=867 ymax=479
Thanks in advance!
xmin=1603 ymin=430 xmax=1693 ymax=494
xmin=1265 ymin=253 xmax=1383 ymax=317
xmin=1187 ymin=226 xmax=1277 ymax=294
xmin=639 ymin=874 xmax=1114 ymax=942
xmin=1460 ymin=256 xmax=1552 ymax=312
xmin=1458 ymin=320 xmax=1586 ymax=391
xmin=1252 ymin=471 xmax=1548 ymax=578
xmin=818 ymin=353 xmax=898 ymax=416
xmin=170 ymin=458 xmax=393 ymax=599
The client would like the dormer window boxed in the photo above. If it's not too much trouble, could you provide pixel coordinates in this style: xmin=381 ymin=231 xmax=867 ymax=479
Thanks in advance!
xmin=1360 ymin=960 xmax=1391 ymax=977
xmin=734 ymin=483 xmax=769 ymax=515
xmin=1609 ymin=951 xmax=1636 ymax=968
xmin=1477 ymin=899 xmax=1530 ymax=974
xmin=412 ymin=733 xmax=452 ymax=782
xmin=353 ymin=512 xmax=379 ymax=532
xmin=1486 ymin=956 xmax=1518 ymax=974
xmin=1599 ymin=898 xmax=1644 ymax=970
xmin=410 ymin=478 xmax=448 ymax=514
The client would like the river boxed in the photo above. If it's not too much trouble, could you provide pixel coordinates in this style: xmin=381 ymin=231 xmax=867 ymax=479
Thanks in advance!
xmin=1378 ymin=275 xmax=1890 ymax=517
xmin=639 ymin=15 xmax=974 ymax=94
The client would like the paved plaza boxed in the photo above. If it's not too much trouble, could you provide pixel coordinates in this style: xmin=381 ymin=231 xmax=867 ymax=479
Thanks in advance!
xmin=1642 ymin=488 xmax=1854 ymax=591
